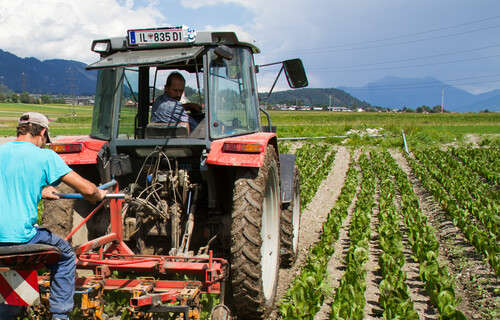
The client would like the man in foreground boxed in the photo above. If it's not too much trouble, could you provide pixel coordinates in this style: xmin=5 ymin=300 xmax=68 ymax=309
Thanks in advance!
xmin=0 ymin=112 xmax=107 ymax=320
xmin=150 ymin=71 xmax=202 ymax=131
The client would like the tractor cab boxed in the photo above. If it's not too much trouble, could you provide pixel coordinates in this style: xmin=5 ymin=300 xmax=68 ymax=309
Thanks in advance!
xmin=86 ymin=26 xmax=305 ymax=149
xmin=68 ymin=26 xmax=307 ymax=189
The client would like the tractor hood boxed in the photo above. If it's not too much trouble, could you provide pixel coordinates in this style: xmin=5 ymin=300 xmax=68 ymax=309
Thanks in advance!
xmin=86 ymin=46 xmax=204 ymax=70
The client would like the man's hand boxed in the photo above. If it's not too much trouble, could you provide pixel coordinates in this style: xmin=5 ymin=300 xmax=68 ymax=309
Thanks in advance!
xmin=42 ymin=186 xmax=60 ymax=200
xmin=183 ymin=103 xmax=203 ymax=113
xmin=97 ymin=188 xmax=109 ymax=203
xmin=85 ymin=186 xmax=109 ymax=204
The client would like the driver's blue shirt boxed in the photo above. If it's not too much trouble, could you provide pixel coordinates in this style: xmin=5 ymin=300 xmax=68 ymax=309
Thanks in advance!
xmin=150 ymin=92 xmax=198 ymax=130
xmin=0 ymin=141 xmax=72 ymax=243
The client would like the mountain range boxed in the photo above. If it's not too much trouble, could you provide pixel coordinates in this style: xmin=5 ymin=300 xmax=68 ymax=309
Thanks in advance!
xmin=339 ymin=76 xmax=500 ymax=113
xmin=0 ymin=49 xmax=498 ymax=112
xmin=0 ymin=49 xmax=96 ymax=95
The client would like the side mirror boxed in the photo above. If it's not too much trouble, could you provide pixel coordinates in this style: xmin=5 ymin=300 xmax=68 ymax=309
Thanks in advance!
xmin=283 ymin=59 xmax=308 ymax=88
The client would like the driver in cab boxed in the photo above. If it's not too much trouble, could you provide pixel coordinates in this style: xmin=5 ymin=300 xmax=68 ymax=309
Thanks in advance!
xmin=150 ymin=72 xmax=202 ymax=131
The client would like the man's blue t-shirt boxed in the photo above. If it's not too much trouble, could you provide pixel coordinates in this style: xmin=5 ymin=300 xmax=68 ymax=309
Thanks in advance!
xmin=0 ymin=141 xmax=72 ymax=243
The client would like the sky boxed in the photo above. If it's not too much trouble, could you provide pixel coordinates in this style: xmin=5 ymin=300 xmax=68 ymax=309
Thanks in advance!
xmin=0 ymin=0 xmax=499 ymax=94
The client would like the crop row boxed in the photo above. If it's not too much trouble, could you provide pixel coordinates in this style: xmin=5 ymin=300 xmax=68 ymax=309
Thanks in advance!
xmin=450 ymin=147 xmax=500 ymax=185
xmin=280 ymin=152 xmax=359 ymax=319
xmin=407 ymin=149 xmax=500 ymax=276
xmin=294 ymin=143 xmax=337 ymax=208
xmin=329 ymin=154 xmax=376 ymax=320
xmin=280 ymin=147 xmax=470 ymax=319
xmin=379 ymin=150 xmax=467 ymax=319
xmin=370 ymin=151 xmax=419 ymax=319
xmin=414 ymin=148 xmax=499 ymax=237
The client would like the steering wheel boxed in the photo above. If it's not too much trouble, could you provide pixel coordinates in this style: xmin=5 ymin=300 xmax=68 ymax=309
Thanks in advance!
xmin=189 ymin=110 xmax=205 ymax=123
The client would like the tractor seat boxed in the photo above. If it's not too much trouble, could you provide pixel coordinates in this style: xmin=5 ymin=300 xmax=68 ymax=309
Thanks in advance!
xmin=0 ymin=244 xmax=61 ymax=269
xmin=145 ymin=122 xmax=190 ymax=139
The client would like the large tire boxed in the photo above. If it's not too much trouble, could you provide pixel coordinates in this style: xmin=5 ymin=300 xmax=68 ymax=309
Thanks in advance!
xmin=230 ymin=145 xmax=281 ymax=319
xmin=43 ymin=183 xmax=108 ymax=246
xmin=42 ymin=183 xmax=76 ymax=240
xmin=280 ymin=165 xmax=300 ymax=267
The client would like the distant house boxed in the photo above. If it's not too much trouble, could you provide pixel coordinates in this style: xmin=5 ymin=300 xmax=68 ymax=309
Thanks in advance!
xmin=328 ymin=107 xmax=350 ymax=112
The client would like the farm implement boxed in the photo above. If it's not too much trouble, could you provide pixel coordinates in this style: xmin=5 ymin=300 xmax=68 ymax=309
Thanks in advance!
xmin=1 ymin=25 xmax=307 ymax=319
xmin=1 ymin=182 xmax=228 ymax=320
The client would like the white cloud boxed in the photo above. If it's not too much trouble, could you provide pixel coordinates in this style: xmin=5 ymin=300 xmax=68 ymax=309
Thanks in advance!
xmin=0 ymin=0 xmax=165 ymax=63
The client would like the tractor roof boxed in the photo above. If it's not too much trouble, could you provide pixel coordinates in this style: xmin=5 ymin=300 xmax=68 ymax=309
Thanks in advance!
xmin=86 ymin=27 xmax=260 ymax=70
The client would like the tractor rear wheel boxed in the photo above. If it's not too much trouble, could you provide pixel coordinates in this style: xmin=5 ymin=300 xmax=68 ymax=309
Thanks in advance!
xmin=43 ymin=183 xmax=108 ymax=245
xmin=280 ymin=165 xmax=300 ymax=267
xmin=229 ymin=145 xmax=281 ymax=319
xmin=42 ymin=183 xmax=76 ymax=240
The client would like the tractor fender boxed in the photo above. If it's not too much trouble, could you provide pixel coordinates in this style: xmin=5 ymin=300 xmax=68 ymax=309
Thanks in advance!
xmin=50 ymin=136 xmax=108 ymax=165
xmin=279 ymin=153 xmax=297 ymax=204
xmin=206 ymin=132 xmax=277 ymax=168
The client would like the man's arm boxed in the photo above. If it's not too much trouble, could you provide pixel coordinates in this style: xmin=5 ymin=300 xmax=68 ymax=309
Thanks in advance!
xmin=59 ymin=171 xmax=107 ymax=203
xmin=183 ymin=102 xmax=202 ymax=113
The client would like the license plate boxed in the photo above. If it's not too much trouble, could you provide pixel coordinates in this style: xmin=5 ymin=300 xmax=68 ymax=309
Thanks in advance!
xmin=128 ymin=27 xmax=194 ymax=45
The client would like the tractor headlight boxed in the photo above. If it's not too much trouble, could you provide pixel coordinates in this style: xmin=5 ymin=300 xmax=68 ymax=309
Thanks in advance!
xmin=91 ymin=40 xmax=111 ymax=53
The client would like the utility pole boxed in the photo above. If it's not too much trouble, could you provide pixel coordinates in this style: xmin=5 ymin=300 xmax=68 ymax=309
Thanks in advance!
xmin=441 ymin=88 xmax=444 ymax=113
xmin=20 ymin=72 xmax=28 ymax=92
xmin=66 ymin=67 xmax=79 ymax=115
xmin=66 ymin=67 xmax=79 ymax=97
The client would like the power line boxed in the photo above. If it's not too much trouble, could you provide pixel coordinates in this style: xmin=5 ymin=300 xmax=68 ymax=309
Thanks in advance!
xmin=296 ymin=23 xmax=500 ymax=55
xmin=318 ymin=44 xmax=500 ymax=70
xmin=325 ymin=15 xmax=500 ymax=49
xmin=282 ymin=15 xmax=500 ymax=56
xmin=337 ymin=76 xmax=500 ymax=91
xmin=347 ymin=79 xmax=500 ymax=91
xmin=308 ymin=53 xmax=500 ymax=72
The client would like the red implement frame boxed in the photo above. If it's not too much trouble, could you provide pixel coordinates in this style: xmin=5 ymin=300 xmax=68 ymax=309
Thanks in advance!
xmin=42 ymin=182 xmax=228 ymax=316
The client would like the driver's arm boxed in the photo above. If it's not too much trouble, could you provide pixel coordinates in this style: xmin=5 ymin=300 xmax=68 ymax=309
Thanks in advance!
xmin=183 ymin=102 xmax=203 ymax=113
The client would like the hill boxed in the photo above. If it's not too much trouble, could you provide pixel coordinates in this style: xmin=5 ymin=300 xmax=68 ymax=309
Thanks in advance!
xmin=1 ymin=48 xmax=498 ymax=112
xmin=339 ymin=76 xmax=500 ymax=112
xmin=260 ymin=87 xmax=372 ymax=109
xmin=0 ymin=49 xmax=97 ymax=95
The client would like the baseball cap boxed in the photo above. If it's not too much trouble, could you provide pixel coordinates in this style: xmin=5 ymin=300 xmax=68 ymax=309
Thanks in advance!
xmin=19 ymin=112 xmax=52 ymax=143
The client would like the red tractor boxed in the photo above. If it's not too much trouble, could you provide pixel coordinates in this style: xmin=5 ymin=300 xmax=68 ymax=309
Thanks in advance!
xmin=8 ymin=26 xmax=307 ymax=319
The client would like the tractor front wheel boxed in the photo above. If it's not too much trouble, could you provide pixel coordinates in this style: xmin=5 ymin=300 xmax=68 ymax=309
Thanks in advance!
xmin=280 ymin=165 xmax=300 ymax=267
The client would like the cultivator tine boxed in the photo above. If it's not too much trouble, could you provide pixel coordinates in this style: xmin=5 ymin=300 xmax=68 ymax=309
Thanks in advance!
xmin=177 ymin=282 xmax=202 ymax=320
xmin=130 ymin=277 xmax=156 ymax=319
xmin=80 ymin=276 xmax=106 ymax=320
xmin=128 ymin=280 xmax=203 ymax=320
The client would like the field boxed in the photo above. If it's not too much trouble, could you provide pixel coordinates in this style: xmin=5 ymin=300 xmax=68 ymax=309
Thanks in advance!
xmin=273 ymin=141 xmax=500 ymax=320
xmin=1 ymin=103 xmax=500 ymax=142
xmin=1 ymin=103 xmax=500 ymax=319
